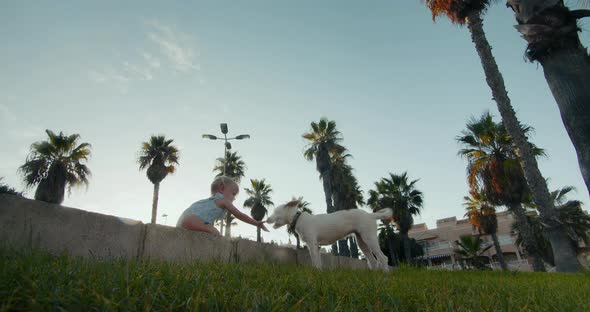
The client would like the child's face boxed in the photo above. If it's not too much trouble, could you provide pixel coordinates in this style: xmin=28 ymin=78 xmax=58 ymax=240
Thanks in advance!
xmin=221 ymin=183 xmax=239 ymax=202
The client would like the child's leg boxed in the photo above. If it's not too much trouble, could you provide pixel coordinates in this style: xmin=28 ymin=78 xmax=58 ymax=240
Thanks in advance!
xmin=180 ymin=215 xmax=221 ymax=236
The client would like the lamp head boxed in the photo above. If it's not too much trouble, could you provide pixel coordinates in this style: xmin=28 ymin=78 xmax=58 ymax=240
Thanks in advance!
xmin=220 ymin=123 xmax=228 ymax=134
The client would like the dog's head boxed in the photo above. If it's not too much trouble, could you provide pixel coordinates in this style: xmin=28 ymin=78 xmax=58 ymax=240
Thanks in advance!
xmin=266 ymin=199 xmax=300 ymax=229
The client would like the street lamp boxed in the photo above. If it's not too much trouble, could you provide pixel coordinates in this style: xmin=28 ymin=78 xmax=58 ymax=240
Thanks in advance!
xmin=202 ymin=123 xmax=250 ymax=176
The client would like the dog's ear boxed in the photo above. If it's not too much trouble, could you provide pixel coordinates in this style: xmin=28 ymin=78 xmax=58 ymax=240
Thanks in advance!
xmin=286 ymin=199 xmax=300 ymax=208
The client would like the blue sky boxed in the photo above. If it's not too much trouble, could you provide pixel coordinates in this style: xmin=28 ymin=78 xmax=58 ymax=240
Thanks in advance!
xmin=1 ymin=1 xmax=588 ymax=244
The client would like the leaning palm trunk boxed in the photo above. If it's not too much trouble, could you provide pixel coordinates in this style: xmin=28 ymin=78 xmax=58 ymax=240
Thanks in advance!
xmin=151 ymin=182 xmax=159 ymax=224
xmin=509 ymin=2 xmax=590 ymax=199
xmin=466 ymin=11 xmax=582 ymax=272
xmin=510 ymin=204 xmax=546 ymax=271
xmin=490 ymin=232 xmax=508 ymax=270
xmin=540 ymin=50 xmax=590 ymax=198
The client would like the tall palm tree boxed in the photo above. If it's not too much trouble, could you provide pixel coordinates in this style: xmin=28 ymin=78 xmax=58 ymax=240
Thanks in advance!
xmin=368 ymin=172 xmax=424 ymax=264
xmin=463 ymin=190 xmax=508 ymax=270
xmin=506 ymin=0 xmax=590 ymax=198
xmin=303 ymin=117 xmax=345 ymax=254
xmin=137 ymin=135 xmax=179 ymax=224
xmin=286 ymin=197 xmax=313 ymax=249
xmin=19 ymin=130 xmax=91 ymax=204
xmin=213 ymin=151 xmax=246 ymax=237
xmin=454 ymin=235 xmax=494 ymax=270
xmin=426 ymin=0 xmax=582 ymax=272
xmin=457 ymin=112 xmax=546 ymax=271
xmin=243 ymin=179 xmax=274 ymax=243
xmin=303 ymin=118 xmax=346 ymax=214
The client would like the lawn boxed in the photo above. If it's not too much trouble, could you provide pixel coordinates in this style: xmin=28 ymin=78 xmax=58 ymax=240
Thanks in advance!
xmin=1 ymin=247 xmax=589 ymax=311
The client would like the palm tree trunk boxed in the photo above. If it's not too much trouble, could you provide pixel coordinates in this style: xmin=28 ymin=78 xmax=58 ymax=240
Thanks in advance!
xmin=466 ymin=11 xmax=582 ymax=272
xmin=402 ymin=232 xmax=412 ymax=264
xmin=490 ymin=232 xmax=508 ymax=270
xmin=257 ymin=226 xmax=261 ymax=243
xmin=224 ymin=214 xmax=232 ymax=237
xmin=151 ymin=182 xmax=159 ymax=224
xmin=386 ymin=223 xmax=398 ymax=266
xmin=322 ymin=170 xmax=334 ymax=213
xmin=510 ymin=2 xmax=590 ymax=199
xmin=388 ymin=236 xmax=398 ymax=266
xmin=338 ymin=239 xmax=350 ymax=257
xmin=321 ymin=166 xmax=339 ymax=254
xmin=219 ymin=218 xmax=224 ymax=234
xmin=349 ymin=236 xmax=359 ymax=259
xmin=539 ymin=49 xmax=590 ymax=199
xmin=511 ymin=204 xmax=546 ymax=272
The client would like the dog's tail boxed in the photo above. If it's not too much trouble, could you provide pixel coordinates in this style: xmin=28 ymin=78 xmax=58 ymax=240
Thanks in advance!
xmin=372 ymin=208 xmax=393 ymax=221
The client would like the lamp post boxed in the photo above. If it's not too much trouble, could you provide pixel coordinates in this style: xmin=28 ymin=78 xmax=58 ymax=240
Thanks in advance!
xmin=202 ymin=123 xmax=250 ymax=176
xmin=202 ymin=123 xmax=250 ymax=237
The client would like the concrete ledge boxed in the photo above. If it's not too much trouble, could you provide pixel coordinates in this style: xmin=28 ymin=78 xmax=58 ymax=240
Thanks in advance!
xmin=233 ymin=239 xmax=297 ymax=265
xmin=337 ymin=256 xmax=368 ymax=270
xmin=0 ymin=195 xmax=144 ymax=259
xmin=143 ymin=224 xmax=233 ymax=263
xmin=0 ymin=195 xmax=371 ymax=270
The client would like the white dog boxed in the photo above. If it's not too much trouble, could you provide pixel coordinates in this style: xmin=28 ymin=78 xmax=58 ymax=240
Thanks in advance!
xmin=266 ymin=200 xmax=393 ymax=271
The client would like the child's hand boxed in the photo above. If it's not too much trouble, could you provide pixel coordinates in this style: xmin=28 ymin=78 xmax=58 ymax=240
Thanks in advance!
xmin=257 ymin=221 xmax=269 ymax=232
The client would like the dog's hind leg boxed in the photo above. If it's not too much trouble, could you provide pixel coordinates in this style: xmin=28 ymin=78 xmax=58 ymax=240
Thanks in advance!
xmin=363 ymin=235 xmax=390 ymax=271
xmin=355 ymin=235 xmax=376 ymax=270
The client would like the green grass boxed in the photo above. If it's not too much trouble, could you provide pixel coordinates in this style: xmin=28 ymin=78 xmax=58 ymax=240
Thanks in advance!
xmin=1 ymin=248 xmax=589 ymax=311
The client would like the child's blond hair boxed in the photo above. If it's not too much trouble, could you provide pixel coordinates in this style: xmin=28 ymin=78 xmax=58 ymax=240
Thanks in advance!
xmin=211 ymin=176 xmax=238 ymax=195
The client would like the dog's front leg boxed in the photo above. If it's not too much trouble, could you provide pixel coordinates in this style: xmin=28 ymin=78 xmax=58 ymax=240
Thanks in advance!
xmin=307 ymin=243 xmax=322 ymax=270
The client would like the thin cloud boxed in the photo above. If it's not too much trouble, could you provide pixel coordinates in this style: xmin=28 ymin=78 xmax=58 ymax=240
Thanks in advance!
xmin=87 ymin=19 xmax=199 ymax=90
xmin=146 ymin=20 xmax=200 ymax=73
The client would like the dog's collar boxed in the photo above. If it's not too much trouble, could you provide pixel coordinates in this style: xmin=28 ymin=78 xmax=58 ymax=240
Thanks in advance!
xmin=288 ymin=211 xmax=302 ymax=233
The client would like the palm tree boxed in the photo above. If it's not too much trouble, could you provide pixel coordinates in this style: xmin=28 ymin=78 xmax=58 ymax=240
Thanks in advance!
xmin=368 ymin=172 xmax=424 ymax=264
xmin=303 ymin=117 xmax=345 ymax=254
xmin=454 ymin=235 xmax=493 ymax=270
xmin=457 ymin=112 xmax=546 ymax=271
xmin=213 ymin=151 xmax=246 ymax=237
xmin=19 ymin=130 xmax=91 ymax=204
xmin=463 ymin=190 xmax=508 ymax=270
xmin=214 ymin=151 xmax=246 ymax=182
xmin=303 ymin=118 xmax=346 ymax=214
xmin=243 ymin=179 xmax=274 ymax=243
xmin=426 ymin=0 xmax=582 ymax=272
xmin=137 ymin=135 xmax=179 ymax=224
xmin=286 ymin=197 xmax=313 ymax=249
xmin=506 ymin=1 xmax=590 ymax=198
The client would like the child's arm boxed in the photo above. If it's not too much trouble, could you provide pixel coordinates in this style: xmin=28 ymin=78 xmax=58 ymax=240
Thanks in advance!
xmin=220 ymin=199 xmax=269 ymax=232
